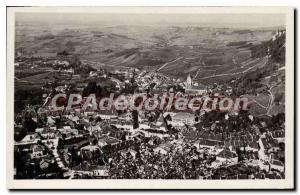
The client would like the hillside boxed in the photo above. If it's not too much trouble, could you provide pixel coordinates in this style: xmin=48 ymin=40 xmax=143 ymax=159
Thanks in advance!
xmin=231 ymin=31 xmax=286 ymax=116
xmin=15 ymin=25 xmax=278 ymax=78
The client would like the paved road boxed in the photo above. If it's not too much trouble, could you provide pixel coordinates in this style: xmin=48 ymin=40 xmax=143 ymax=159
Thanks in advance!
xmin=156 ymin=57 xmax=183 ymax=71
xmin=193 ymin=68 xmax=201 ymax=80
xmin=198 ymin=57 xmax=268 ymax=80
xmin=266 ymin=86 xmax=275 ymax=115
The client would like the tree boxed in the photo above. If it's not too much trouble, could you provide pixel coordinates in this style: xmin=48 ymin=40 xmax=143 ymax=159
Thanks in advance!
xmin=23 ymin=118 xmax=37 ymax=133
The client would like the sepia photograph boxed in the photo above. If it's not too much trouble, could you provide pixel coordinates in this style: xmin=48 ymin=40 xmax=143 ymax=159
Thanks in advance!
xmin=6 ymin=6 xmax=294 ymax=189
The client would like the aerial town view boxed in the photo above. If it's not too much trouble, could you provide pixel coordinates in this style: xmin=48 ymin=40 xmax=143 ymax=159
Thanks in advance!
xmin=13 ymin=11 xmax=287 ymax=181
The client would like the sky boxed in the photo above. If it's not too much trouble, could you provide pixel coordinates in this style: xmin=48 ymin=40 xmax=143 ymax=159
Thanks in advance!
xmin=16 ymin=12 xmax=286 ymax=28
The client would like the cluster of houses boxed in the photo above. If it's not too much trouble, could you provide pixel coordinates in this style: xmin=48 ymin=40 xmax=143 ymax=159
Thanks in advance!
xmin=14 ymin=61 xmax=285 ymax=179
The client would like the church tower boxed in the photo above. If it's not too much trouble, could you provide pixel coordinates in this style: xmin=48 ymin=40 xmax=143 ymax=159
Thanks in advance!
xmin=186 ymin=74 xmax=193 ymax=88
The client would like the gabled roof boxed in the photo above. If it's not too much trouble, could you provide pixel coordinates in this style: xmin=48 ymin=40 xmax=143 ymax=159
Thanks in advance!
xmin=172 ymin=112 xmax=194 ymax=120
xmin=98 ymin=135 xmax=120 ymax=145
xmin=217 ymin=149 xmax=237 ymax=159
xmin=187 ymin=84 xmax=207 ymax=91
xmin=81 ymin=145 xmax=99 ymax=151
xmin=20 ymin=133 xmax=42 ymax=143
xmin=200 ymin=139 xmax=221 ymax=147
xmin=155 ymin=142 xmax=172 ymax=152
xmin=73 ymin=164 xmax=109 ymax=173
